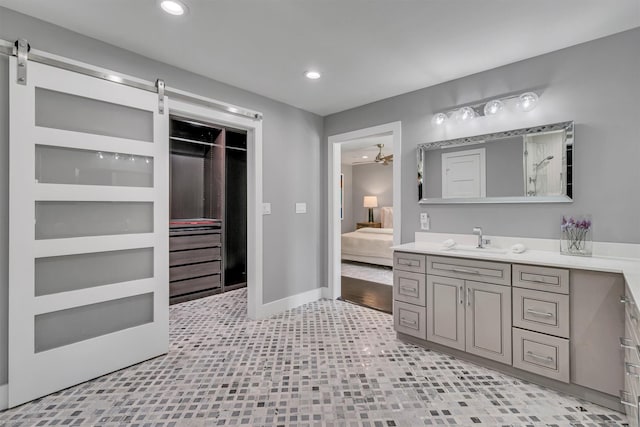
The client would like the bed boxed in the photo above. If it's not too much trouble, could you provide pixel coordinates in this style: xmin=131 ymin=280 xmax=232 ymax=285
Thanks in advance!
xmin=341 ymin=207 xmax=394 ymax=267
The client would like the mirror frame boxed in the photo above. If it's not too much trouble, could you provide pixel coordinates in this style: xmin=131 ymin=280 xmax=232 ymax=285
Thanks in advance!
xmin=418 ymin=121 xmax=574 ymax=204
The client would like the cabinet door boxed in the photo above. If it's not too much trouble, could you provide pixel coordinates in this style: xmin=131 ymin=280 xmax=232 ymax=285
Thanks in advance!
xmin=426 ymin=276 xmax=465 ymax=350
xmin=465 ymin=281 xmax=512 ymax=364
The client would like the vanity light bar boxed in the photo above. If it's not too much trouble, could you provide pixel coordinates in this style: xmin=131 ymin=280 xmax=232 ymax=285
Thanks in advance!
xmin=432 ymin=92 xmax=539 ymax=126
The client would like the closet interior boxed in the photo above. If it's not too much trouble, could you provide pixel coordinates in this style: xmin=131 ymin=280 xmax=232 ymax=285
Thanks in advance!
xmin=169 ymin=116 xmax=247 ymax=304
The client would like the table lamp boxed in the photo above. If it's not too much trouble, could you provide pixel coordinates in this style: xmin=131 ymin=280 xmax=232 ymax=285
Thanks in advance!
xmin=363 ymin=196 xmax=378 ymax=223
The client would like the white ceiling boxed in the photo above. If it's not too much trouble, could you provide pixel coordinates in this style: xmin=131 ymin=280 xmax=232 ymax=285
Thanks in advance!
xmin=1 ymin=0 xmax=638 ymax=116
xmin=341 ymin=135 xmax=393 ymax=165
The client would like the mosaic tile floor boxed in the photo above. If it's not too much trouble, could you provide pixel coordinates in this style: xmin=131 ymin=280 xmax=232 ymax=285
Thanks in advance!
xmin=0 ymin=288 xmax=627 ymax=426
xmin=341 ymin=261 xmax=393 ymax=286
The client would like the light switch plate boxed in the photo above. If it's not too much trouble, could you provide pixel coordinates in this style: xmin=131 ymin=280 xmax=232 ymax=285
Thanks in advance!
xmin=262 ymin=203 xmax=271 ymax=215
xmin=295 ymin=202 xmax=307 ymax=214
xmin=420 ymin=212 xmax=430 ymax=230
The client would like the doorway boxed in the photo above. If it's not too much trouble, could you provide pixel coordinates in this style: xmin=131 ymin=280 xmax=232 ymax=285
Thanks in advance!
xmin=168 ymin=98 xmax=264 ymax=319
xmin=327 ymin=122 xmax=402 ymax=309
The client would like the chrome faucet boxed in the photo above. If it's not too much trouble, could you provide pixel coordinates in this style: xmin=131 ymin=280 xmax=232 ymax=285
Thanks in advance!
xmin=473 ymin=226 xmax=490 ymax=248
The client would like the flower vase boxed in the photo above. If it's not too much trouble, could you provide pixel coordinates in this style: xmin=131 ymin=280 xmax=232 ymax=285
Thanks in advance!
xmin=560 ymin=215 xmax=592 ymax=257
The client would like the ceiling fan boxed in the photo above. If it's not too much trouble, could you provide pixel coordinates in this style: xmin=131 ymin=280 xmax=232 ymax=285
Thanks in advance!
xmin=353 ymin=144 xmax=393 ymax=166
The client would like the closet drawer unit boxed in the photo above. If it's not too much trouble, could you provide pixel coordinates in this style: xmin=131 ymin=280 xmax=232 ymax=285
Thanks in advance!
xmin=169 ymin=233 xmax=221 ymax=251
xmin=394 ymin=252 xmax=426 ymax=273
xmin=426 ymin=255 xmax=511 ymax=286
xmin=170 ymin=260 xmax=221 ymax=282
xmin=393 ymin=271 xmax=426 ymax=306
xmin=513 ymin=287 xmax=569 ymax=338
xmin=513 ymin=264 xmax=569 ymax=294
xmin=512 ymin=327 xmax=569 ymax=383
xmin=623 ymin=286 xmax=640 ymax=333
xmin=170 ymin=247 xmax=221 ymax=267
xmin=170 ymin=274 xmax=221 ymax=297
xmin=394 ymin=301 xmax=427 ymax=340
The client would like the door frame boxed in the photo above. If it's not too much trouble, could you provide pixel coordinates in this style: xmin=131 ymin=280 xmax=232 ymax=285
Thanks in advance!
xmin=168 ymin=98 xmax=263 ymax=320
xmin=327 ymin=121 xmax=402 ymax=300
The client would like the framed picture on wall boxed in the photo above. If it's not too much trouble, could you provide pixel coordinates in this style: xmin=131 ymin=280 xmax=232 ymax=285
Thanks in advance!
xmin=340 ymin=173 xmax=344 ymax=221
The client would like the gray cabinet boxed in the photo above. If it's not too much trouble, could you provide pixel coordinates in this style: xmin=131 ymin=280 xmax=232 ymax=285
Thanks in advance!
xmin=465 ymin=280 xmax=512 ymax=364
xmin=426 ymin=275 xmax=465 ymax=350
xmin=425 ymin=257 xmax=512 ymax=365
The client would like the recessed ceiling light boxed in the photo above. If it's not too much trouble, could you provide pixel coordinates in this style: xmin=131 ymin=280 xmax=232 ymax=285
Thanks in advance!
xmin=160 ymin=0 xmax=187 ymax=16
xmin=362 ymin=155 xmax=369 ymax=159
xmin=305 ymin=71 xmax=321 ymax=80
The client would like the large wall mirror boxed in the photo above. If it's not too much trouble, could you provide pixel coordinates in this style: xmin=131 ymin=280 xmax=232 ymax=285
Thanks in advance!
xmin=418 ymin=121 xmax=574 ymax=204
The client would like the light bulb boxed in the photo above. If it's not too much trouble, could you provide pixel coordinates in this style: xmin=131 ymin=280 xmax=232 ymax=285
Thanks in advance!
xmin=458 ymin=107 xmax=476 ymax=121
xmin=517 ymin=92 xmax=539 ymax=112
xmin=114 ymin=153 xmax=120 ymax=160
xmin=129 ymin=155 xmax=136 ymax=162
xmin=484 ymin=99 xmax=504 ymax=116
xmin=431 ymin=112 xmax=448 ymax=126
xmin=97 ymin=152 xmax=104 ymax=159
xmin=145 ymin=158 xmax=151 ymax=164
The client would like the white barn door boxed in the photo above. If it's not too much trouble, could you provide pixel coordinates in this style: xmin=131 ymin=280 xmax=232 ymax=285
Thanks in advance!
xmin=8 ymin=58 xmax=169 ymax=407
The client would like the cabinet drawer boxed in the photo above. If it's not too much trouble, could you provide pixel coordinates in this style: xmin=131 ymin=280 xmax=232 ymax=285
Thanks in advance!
xmin=624 ymin=285 xmax=640 ymax=335
xmin=170 ymin=261 xmax=221 ymax=282
xmin=393 ymin=271 xmax=426 ymax=306
xmin=513 ymin=327 xmax=569 ymax=383
xmin=170 ymin=274 xmax=221 ymax=297
xmin=394 ymin=252 xmax=426 ymax=273
xmin=394 ymin=301 xmax=427 ymax=340
xmin=513 ymin=288 xmax=569 ymax=338
xmin=427 ymin=255 xmax=511 ymax=286
xmin=513 ymin=264 xmax=569 ymax=294
xmin=170 ymin=247 xmax=221 ymax=267
xmin=170 ymin=233 xmax=221 ymax=251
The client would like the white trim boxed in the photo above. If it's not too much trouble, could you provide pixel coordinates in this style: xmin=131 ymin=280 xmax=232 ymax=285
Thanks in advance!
xmin=0 ymin=384 xmax=7 ymax=410
xmin=327 ymin=122 xmax=402 ymax=301
xmin=34 ymin=127 xmax=156 ymax=157
xmin=35 ymin=184 xmax=155 ymax=201
xmin=256 ymin=288 xmax=324 ymax=319
xmin=167 ymin=98 xmax=264 ymax=320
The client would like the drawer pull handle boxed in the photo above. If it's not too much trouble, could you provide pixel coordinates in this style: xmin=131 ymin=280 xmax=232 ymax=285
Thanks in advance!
xmin=459 ymin=285 xmax=464 ymax=305
xmin=526 ymin=351 xmax=554 ymax=364
xmin=467 ymin=287 xmax=472 ymax=307
xmin=620 ymin=337 xmax=637 ymax=350
xmin=620 ymin=390 xmax=638 ymax=408
xmin=399 ymin=286 xmax=417 ymax=294
xmin=400 ymin=318 xmax=418 ymax=327
xmin=526 ymin=276 xmax=549 ymax=284
xmin=626 ymin=362 xmax=640 ymax=378
xmin=526 ymin=309 xmax=554 ymax=318
xmin=621 ymin=295 xmax=636 ymax=305
xmin=398 ymin=259 xmax=418 ymax=267
xmin=451 ymin=267 xmax=480 ymax=275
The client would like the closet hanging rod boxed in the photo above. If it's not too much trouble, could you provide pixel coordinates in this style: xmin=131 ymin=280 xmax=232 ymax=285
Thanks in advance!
xmin=0 ymin=38 xmax=263 ymax=121
xmin=170 ymin=136 xmax=247 ymax=152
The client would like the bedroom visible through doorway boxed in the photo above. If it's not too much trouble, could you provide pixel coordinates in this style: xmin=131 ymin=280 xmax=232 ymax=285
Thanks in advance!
xmin=327 ymin=122 xmax=401 ymax=313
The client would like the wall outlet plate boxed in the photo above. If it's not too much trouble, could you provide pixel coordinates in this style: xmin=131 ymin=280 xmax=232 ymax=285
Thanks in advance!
xmin=420 ymin=212 xmax=430 ymax=230
xmin=262 ymin=203 xmax=271 ymax=215
xmin=295 ymin=202 xmax=307 ymax=214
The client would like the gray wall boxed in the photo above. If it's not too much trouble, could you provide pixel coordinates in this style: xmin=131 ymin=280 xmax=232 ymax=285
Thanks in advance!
xmin=351 ymin=163 xmax=393 ymax=226
xmin=324 ymin=28 xmax=640 ymax=246
xmin=423 ymin=136 xmax=524 ymax=198
xmin=340 ymin=164 xmax=353 ymax=233
xmin=0 ymin=7 xmax=324 ymax=385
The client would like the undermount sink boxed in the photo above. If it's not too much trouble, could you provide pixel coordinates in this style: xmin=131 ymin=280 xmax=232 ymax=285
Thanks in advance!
xmin=444 ymin=245 xmax=508 ymax=255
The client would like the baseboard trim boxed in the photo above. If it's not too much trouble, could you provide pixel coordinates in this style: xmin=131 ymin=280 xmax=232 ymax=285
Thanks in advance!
xmin=256 ymin=287 xmax=323 ymax=319
xmin=0 ymin=384 xmax=7 ymax=410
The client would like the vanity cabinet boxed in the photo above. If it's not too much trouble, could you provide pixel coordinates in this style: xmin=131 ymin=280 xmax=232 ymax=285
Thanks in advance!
xmin=393 ymin=249 xmax=628 ymax=412
xmin=426 ymin=274 xmax=512 ymax=364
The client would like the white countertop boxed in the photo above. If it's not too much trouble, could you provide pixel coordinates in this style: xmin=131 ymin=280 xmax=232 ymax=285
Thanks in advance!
xmin=392 ymin=241 xmax=640 ymax=301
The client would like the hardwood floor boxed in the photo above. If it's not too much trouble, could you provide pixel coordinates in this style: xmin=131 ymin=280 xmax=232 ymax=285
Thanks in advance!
xmin=340 ymin=276 xmax=392 ymax=313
